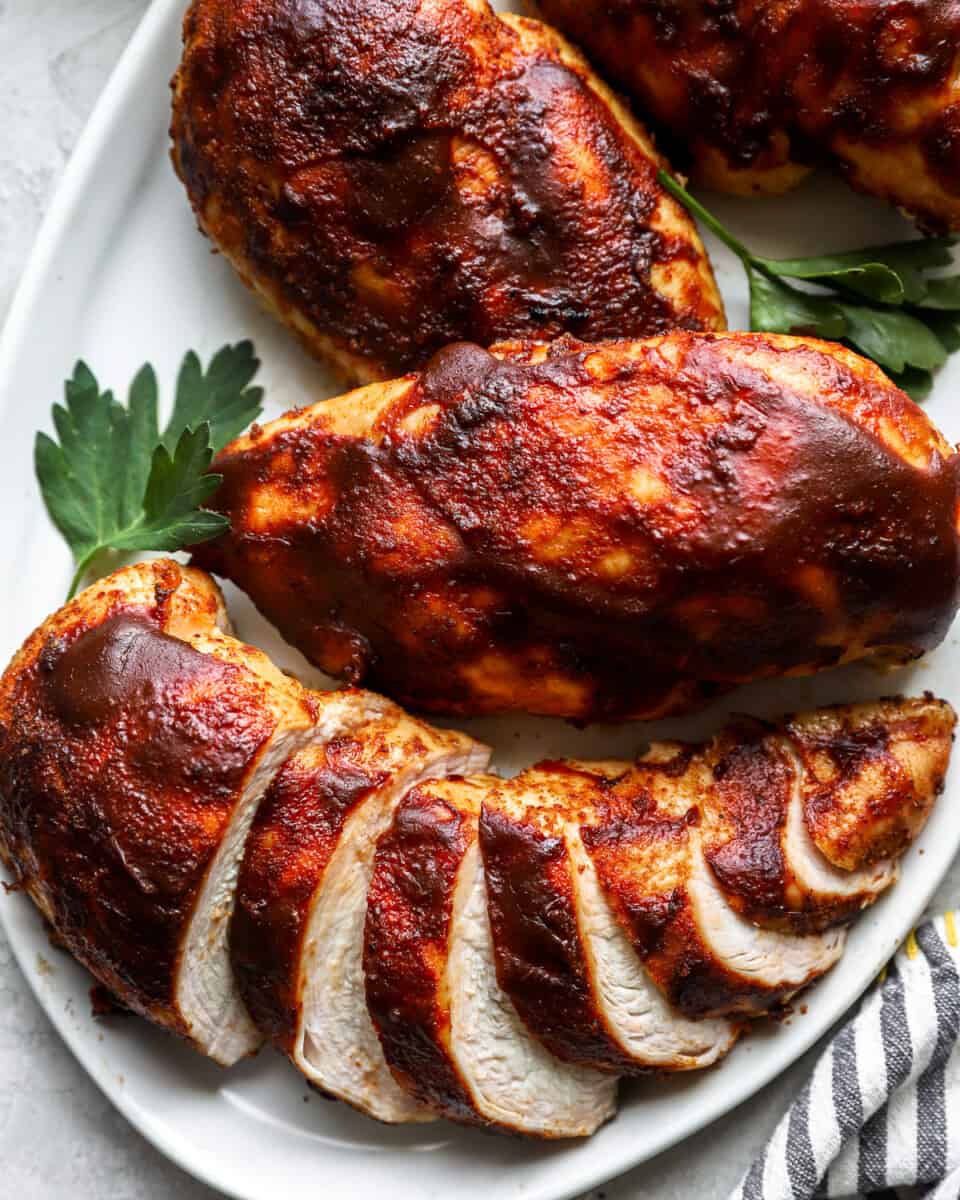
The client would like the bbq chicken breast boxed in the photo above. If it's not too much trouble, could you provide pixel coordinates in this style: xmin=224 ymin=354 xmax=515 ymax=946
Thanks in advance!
xmin=475 ymin=696 xmax=954 ymax=1069
xmin=170 ymin=0 xmax=724 ymax=383
xmin=362 ymin=695 xmax=953 ymax=1124
xmin=0 ymin=560 xmax=382 ymax=1065
xmin=194 ymin=332 xmax=960 ymax=722
xmin=0 ymin=565 xmax=954 ymax=1136
xmin=535 ymin=0 xmax=960 ymax=230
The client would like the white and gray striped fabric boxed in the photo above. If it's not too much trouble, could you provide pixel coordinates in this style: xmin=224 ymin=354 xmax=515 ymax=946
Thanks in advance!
xmin=729 ymin=914 xmax=960 ymax=1200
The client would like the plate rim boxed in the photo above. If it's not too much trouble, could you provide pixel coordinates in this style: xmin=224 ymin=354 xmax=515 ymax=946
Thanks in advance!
xmin=0 ymin=4 xmax=956 ymax=1199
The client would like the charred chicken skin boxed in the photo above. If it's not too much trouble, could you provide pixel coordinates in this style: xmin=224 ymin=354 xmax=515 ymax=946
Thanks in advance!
xmin=0 ymin=563 xmax=953 ymax=1136
xmin=170 ymin=0 xmax=724 ymax=383
xmin=534 ymin=0 xmax=960 ymax=230
xmin=194 ymin=332 xmax=960 ymax=722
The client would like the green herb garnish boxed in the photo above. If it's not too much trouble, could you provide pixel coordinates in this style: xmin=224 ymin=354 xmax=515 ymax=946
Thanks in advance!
xmin=659 ymin=169 xmax=960 ymax=401
xmin=36 ymin=342 xmax=263 ymax=599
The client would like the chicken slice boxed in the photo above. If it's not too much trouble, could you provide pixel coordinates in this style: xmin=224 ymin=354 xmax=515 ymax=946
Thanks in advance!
xmin=364 ymin=777 xmax=617 ymax=1137
xmin=232 ymin=704 xmax=489 ymax=1123
xmin=480 ymin=766 xmax=739 ymax=1073
xmin=699 ymin=698 xmax=955 ymax=933
xmin=0 ymin=559 xmax=378 ymax=1064
xmin=786 ymin=697 xmax=956 ymax=870
xmin=698 ymin=722 xmax=895 ymax=932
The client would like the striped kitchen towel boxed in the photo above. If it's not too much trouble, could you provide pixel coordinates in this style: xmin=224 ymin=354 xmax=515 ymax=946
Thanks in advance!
xmin=730 ymin=913 xmax=960 ymax=1200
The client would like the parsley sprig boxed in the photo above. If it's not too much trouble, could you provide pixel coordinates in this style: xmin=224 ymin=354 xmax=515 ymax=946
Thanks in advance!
xmin=659 ymin=170 xmax=960 ymax=400
xmin=35 ymin=342 xmax=263 ymax=599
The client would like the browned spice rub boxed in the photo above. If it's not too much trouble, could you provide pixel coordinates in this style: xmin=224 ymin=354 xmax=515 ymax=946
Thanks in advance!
xmin=535 ymin=0 xmax=960 ymax=229
xmin=170 ymin=0 xmax=724 ymax=382
xmin=194 ymin=332 xmax=960 ymax=722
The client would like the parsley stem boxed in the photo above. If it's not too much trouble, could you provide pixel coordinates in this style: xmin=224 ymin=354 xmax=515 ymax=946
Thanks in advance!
xmin=67 ymin=551 xmax=98 ymax=601
xmin=657 ymin=169 xmax=755 ymax=266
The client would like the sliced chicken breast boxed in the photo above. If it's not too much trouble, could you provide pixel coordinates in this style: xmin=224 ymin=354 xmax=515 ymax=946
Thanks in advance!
xmin=582 ymin=744 xmax=846 ymax=1019
xmin=232 ymin=705 xmax=489 ymax=1123
xmin=481 ymin=766 xmax=738 ymax=1073
xmin=2 ymin=553 xmax=954 ymax=1137
xmin=364 ymin=777 xmax=617 ymax=1137
xmin=0 ymin=560 xmax=374 ymax=1063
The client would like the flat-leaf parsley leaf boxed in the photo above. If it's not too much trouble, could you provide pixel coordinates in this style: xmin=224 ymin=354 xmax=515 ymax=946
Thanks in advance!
xmin=35 ymin=342 xmax=262 ymax=599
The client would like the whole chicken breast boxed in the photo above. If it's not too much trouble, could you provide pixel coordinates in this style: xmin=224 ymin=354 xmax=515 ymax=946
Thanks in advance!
xmin=0 ymin=559 xmax=377 ymax=1064
xmin=194 ymin=332 xmax=960 ymax=722
xmin=170 ymin=0 xmax=724 ymax=383
xmin=534 ymin=0 xmax=960 ymax=229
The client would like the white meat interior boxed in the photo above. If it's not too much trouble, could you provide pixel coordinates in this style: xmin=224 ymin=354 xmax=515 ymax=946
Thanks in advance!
xmin=447 ymin=842 xmax=617 ymax=1138
xmin=297 ymin=743 xmax=490 ymax=1122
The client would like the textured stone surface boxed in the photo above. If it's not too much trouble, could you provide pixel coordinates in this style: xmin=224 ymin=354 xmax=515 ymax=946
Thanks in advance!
xmin=0 ymin=2 xmax=957 ymax=1197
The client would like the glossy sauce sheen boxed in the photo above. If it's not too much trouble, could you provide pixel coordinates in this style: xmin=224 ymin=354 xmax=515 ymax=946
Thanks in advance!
xmin=536 ymin=0 xmax=960 ymax=226
xmin=171 ymin=0 xmax=723 ymax=379
xmin=0 ymin=611 xmax=274 ymax=1021
xmin=196 ymin=334 xmax=960 ymax=722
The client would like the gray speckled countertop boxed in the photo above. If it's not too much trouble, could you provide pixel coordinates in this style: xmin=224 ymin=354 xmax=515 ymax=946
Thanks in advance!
xmin=1 ymin=3 xmax=957 ymax=1196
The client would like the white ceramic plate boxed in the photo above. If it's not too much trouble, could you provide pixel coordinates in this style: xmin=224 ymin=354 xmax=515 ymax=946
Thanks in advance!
xmin=1 ymin=3 xmax=958 ymax=1198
